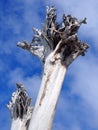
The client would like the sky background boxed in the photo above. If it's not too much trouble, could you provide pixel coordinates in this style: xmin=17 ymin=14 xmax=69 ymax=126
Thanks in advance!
xmin=0 ymin=0 xmax=98 ymax=130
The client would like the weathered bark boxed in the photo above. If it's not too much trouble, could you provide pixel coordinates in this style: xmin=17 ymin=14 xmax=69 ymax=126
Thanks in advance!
xmin=28 ymin=54 xmax=67 ymax=130
xmin=8 ymin=6 xmax=89 ymax=130
xmin=7 ymin=83 xmax=33 ymax=130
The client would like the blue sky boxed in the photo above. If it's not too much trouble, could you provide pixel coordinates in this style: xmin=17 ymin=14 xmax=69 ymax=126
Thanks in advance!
xmin=0 ymin=0 xmax=98 ymax=130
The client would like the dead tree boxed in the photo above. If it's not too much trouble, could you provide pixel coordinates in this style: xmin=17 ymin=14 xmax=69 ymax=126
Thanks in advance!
xmin=7 ymin=83 xmax=33 ymax=130
xmin=8 ymin=6 xmax=89 ymax=130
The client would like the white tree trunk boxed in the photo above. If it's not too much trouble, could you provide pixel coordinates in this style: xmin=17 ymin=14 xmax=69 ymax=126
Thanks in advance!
xmin=11 ymin=119 xmax=27 ymax=130
xmin=28 ymin=54 xmax=67 ymax=130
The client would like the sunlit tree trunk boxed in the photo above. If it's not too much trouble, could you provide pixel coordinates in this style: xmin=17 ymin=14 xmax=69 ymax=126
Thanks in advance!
xmin=29 ymin=54 xmax=67 ymax=130
xmin=11 ymin=119 xmax=27 ymax=130
xmin=8 ymin=6 xmax=89 ymax=130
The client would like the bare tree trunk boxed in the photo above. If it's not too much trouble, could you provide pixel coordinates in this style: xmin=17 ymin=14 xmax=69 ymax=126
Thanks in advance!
xmin=8 ymin=6 xmax=89 ymax=130
xmin=11 ymin=119 xmax=27 ymax=130
xmin=29 ymin=55 xmax=67 ymax=130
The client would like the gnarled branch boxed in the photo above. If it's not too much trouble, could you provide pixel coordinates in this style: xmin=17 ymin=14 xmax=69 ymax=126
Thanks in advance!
xmin=17 ymin=6 xmax=89 ymax=66
xmin=7 ymin=83 xmax=33 ymax=129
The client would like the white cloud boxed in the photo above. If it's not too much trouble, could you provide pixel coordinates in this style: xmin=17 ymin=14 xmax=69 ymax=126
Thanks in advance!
xmin=70 ymin=57 xmax=98 ymax=112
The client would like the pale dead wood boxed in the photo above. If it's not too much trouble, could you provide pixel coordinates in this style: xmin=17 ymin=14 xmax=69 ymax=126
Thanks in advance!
xmin=7 ymin=83 xmax=33 ymax=130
